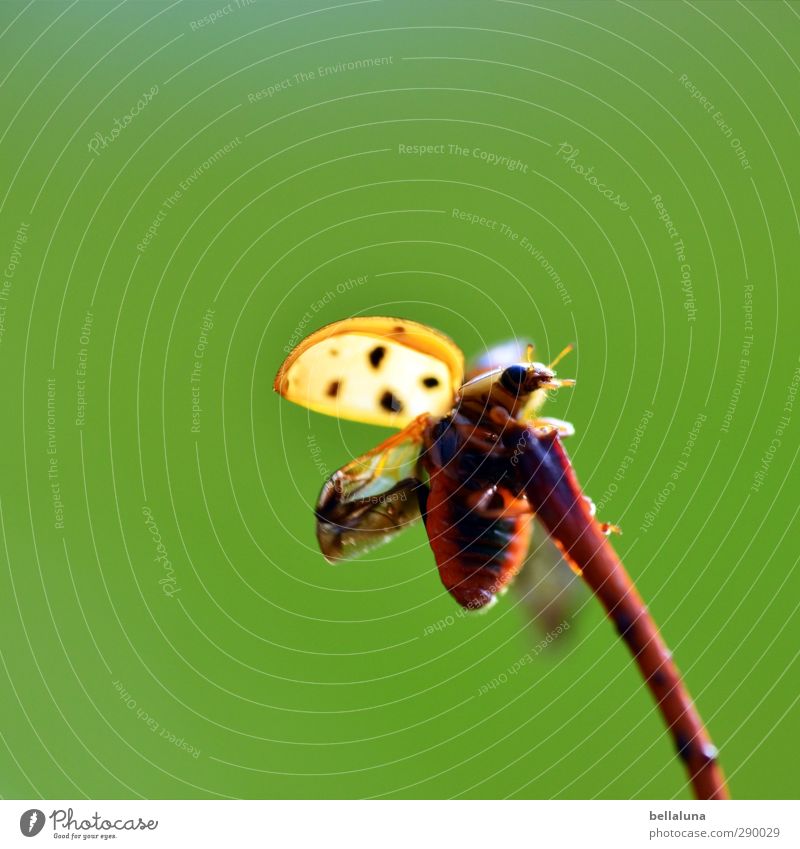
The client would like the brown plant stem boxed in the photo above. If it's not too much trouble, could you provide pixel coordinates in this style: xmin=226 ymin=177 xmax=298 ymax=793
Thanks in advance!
xmin=506 ymin=423 xmax=729 ymax=800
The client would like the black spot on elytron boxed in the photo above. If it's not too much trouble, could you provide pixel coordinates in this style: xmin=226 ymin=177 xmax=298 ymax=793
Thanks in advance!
xmin=393 ymin=325 xmax=404 ymax=334
xmin=422 ymin=376 xmax=440 ymax=388
xmin=326 ymin=380 xmax=341 ymax=398
xmin=369 ymin=346 xmax=386 ymax=369
xmin=379 ymin=390 xmax=403 ymax=413
xmin=330 ymin=348 xmax=339 ymax=356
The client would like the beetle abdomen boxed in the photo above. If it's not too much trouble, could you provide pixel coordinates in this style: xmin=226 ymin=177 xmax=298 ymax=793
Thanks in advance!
xmin=424 ymin=476 xmax=532 ymax=609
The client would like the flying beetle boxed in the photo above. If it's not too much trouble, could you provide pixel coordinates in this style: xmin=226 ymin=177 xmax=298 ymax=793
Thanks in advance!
xmin=275 ymin=316 xmax=731 ymax=800
xmin=465 ymin=340 xmax=583 ymax=632
xmin=274 ymin=315 xmax=584 ymax=610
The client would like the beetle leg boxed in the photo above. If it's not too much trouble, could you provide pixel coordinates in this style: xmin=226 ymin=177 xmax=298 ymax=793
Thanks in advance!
xmin=528 ymin=416 xmax=575 ymax=438
xmin=540 ymin=378 xmax=576 ymax=389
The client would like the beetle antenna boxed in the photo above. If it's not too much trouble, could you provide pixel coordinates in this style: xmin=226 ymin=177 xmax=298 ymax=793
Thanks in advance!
xmin=548 ymin=343 xmax=574 ymax=370
xmin=526 ymin=343 xmax=535 ymax=363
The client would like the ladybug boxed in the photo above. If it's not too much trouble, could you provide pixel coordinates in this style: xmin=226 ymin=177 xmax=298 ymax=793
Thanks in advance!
xmin=275 ymin=316 xmax=730 ymax=800
xmin=274 ymin=316 xmax=582 ymax=609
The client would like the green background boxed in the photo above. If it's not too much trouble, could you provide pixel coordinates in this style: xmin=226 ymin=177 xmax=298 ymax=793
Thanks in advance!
xmin=1 ymin=0 xmax=798 ymax=800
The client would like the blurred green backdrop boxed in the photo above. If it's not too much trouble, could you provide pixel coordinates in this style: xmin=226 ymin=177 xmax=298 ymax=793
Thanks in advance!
xmin=1 ymin=0 xmax=798 ymax=800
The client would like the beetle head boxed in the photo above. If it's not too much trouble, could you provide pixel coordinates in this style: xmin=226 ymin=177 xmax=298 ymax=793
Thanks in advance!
xmin=499 ymin=362 xmax=557 ymax=394
xmin=457 ymin=361 xmax=571 ymax=418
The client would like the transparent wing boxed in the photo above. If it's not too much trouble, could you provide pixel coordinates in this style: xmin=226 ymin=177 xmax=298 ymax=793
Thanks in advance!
xmin=512 ymin=526 xmax=582 ymax=636
xmin=315 ymin=416 xmax=430 ymax=562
